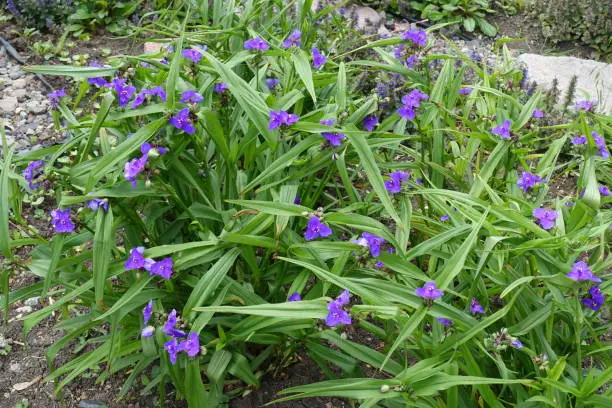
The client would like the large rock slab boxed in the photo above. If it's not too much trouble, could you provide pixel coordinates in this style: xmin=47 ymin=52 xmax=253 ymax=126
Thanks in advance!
xmin=518 ymin=53 xmax=612 ymax=112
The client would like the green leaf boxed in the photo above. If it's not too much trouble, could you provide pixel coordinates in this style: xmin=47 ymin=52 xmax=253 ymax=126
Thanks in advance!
xmin=336 ymin=62 xmax=347 ymax=112
xmin=382 ymin=307 xmax=427 ymax=369
xmin=227 ymin=199 xmax=311 ymax=216
xmin=194 ymin=300 xmax=328 ymax=319
xmin=77 ymin=92 xmax=113 ymax=164
xmin=463 ymin=17 xmax=476 ymax=32
xmin=93 ymin=206 xmax=114 ymax=308
xmin=292 ymin=50 xmax=317 ymax=103
xmin=0 ymin=143 xmax=13 ymax=258
xmin=23 ymin=65 xmax=117 ymax=79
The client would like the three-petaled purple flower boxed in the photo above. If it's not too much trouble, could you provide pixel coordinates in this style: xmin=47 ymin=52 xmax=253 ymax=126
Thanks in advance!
xmin=458 ymin=88 xmax=472 ymax=95
xmin=470 ymin=298 xmax=485 ymax=314
xmin=268 ymin=110 xmax=299 ymax=130
xmin=566 ymin=261 xmax=601 ymax=283
xmin=180 ymin=90 xmax=204 ymax=104
xmin=87 ymin=198 xmax=108 ymax=212
xmin=571 ymin=136 xmax=587 ymax=145
xmin=110 ymin=78 xmax=137 ymax=108
xmin=415 ymin=281 xmax=443 ymax=300
xmin=125 ymin=247 xmax=147 ymax=270
xmin=304 ymin=216 xmax=332 ymax=241
xmin=213 ymin=82 xmax=228 ymax=94
xmin=582 ymin=286 xmax=605 ymax=311
xmin=440 ymin=215 xmax=450 ymax=222
xmin=169 ymin=108 xmax=196 ymax=134
xmin=592 ymin=132 xmax=609 ymax=158
xmin=532 ymin=108 xmax=544 ymax=118
xmin=266 ymin=78 xmax=280 ymax=91
xmin=180 ymin=332 xmax=200 ymax=357
xmin=320 ymin=119 xmax=345 ymax=146
xmin=384 ymin=171 xmax=409 ymax=194
xmin=244 ymin=38 xmax=270 ymax=51
xmin=23 ymin=160 xmax=43 ymax=190
xmin=288 ymin=293 xmax=302 ymax=302
xmin=48 ymin=89 xmax=66 ymax=110
xmin=325 ymin=290 xmax=351 ymax=327
xmin=311 ymin=47 xmax=327 ymax=69
xmin=360 ymin=232 xmax=385 ymax=257
xmin=573 ymin=100 xmax=595 ymax=111
xmin=363 ymin=114 xmax=379 ymax=132
xmin=511 ymin=339 xmax=523 ymax=349
xmin=492 ymin=120 xmax=512 ymax=140
xmin=131 ymin=86 xmax=167 ymax=108
xmin=164 ymin=339 xmax=180 ymax=364
xmin=163 ymin=309 xmax=178 ymax=335
xmin=401 ymin=28 xmax=427 ymax=47
xmin=517 ymin=171 xmax=545 ymax=193
xmin=397 ymin=89 xmax=429 ymax=120
xmin=124 ymin=156 xmax=148 ymax=186
xmin=599 ymin=186 xmax=611 ymax=196
xmin=182 ymin=48 xmax=204 ymax=63
xmin=51 ymin=208 xmax=75 ymax=233
xmin=532 ymin=208 xmax=558 ymax=230
xmin=282 ymin=30 xmax=302 ymax=48
xmin=149 ymin=258 xmax=174 ymax=279
xmin=436 ymin=317 xmax=452 ymax=327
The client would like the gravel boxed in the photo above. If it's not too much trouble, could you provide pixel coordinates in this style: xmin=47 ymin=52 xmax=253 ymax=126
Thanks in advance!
xmin=0 ymin=45 xmax=64 ymax=154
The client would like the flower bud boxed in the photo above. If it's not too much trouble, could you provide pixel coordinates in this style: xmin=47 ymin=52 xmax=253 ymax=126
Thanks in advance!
xmin=380 ymin=385 xmax=390 ymax=393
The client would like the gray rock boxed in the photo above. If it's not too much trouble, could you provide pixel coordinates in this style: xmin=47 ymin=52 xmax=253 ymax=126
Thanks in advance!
xmin=12 ymin=78 xmax=26 ymax=89
xmin=13 ymin=89 xmax=27 ymax=101
xmin=79 ymin=400 xmax=108 ymax=408
xmin=9 ymin=362 xmax=21 ymax=372
xmin=0 ymin=96 xmax=18 ymax=112
xmin=9 ymin=70 xmax=25 ymax=80
xmin=353 ymin=6 xmax=383 ymax=34
xmin=518 ymin=53 xmax=612 ymax=112
xmin=25 ymin=101 xmax=47 ymax=115
xmin=24 ymin=296 xmax=40 ymax=307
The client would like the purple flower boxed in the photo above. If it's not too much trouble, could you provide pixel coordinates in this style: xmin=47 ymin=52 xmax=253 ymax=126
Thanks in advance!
xmin=599 ymin=186 xmax=611 ymax=196
xmin=143 ymin=299 xmax=153 ymax=325
xmin=572 ymin=136 xmax=587 ymax=145
xmin=362 ymin=115 xmax=379 ymax=132
xmin=492 ymin=120 xmax=512 ymax=140
xmin=163 ymin=309 xmax=178 ymax=335
xmin=110 ymin=79 xmax=137 ymax=108
xmin=266 ymin=78 xmax=280 ymax=91
xmin=436 ymin=317 xmax=452 ymax=327
xmin=360 ymin=232 xmax=385 ymax=257
xmin=592 ymin=132 xmax=610 ymax=158
xmin=180 ymin=90 xmax=204 ymax=104
xmin=50 ymin=208 xmax=75 ymax=233
xmin=398 ymin=89 xmax=428 ymax=119
xmin=304 ymin=216 xmax=332 ymax=241
xmin=244 ymin=38 xmax=270 ymax=51
xmin=141 ymin=142 xmax=168 ymax=156
xmin=325 ymin=301 xmax=351 ymax=327
xmin=405 ymin=54 xmax=420 ymax=69
xmin=282 ymin=30 xmax=302 ymax=48
xmin=294 ymin=195 xmax=301 ymax=205
xmin=48 ymin=89 xmax=67 ymax=109
xmin=582 ymin=286 xmax=605 ymax=311
xmin=169 ymin=108 xmax=196 ymax=134
xmin=517 ymin=171 xmax=545 ymax=193
xmin=415 ymin=281 xmax=443 ymax=300
xmin=23 ymin=160 xmax=43 ymax=189
xmin=470 ymin=298 xmax=485 ymax=314
xmin=147 ymin=86 xmax=167 ymax=101
xmin=401 ymin=28 xmax=427 ymax=47
xmin=573 ymin=100 xmax=595 ymax=111
xmin=415 ymin=177 xmax=423 ymax=185
xmin=384 ymin=171 xmax=409 ymax=194
xmin=87 ymin=198 xmax=108 ymax=212
xmin=149 ymin=257 xmax=173 ymax=279
xmin=440 ymin=215 xmax=450 ymax=222
xmin=566 ymin=261 xmax=601 ymax=283
xmin=125 ymin=247 xmax=146 ymax=270
xmin=87 ymin=62 xmax=109 ymax=87
xmin=132 ymin=86 xmax=167 ymax=108
xmin=511 ymin=339 xmax=523 ymax=349
xmin=164 ymin=338 xmax=180 ymax=364
xmin=320 ymin=119 xmax=345 ymax=146
xmin=123 ymin=155 xmax=148 ymax=186
xmin=335 ymin=290 xmax=350 ymax=307
xmin=288 ymin=292 xmax=302 ymax=302
xmin=182 ymin=48 xmax=204 ymax=63
xmin=532 ymin=208 xmax=558 ymax=230
xmin=532 ymin=108 xmax=544 ymax=118
xmin=458 ymin=88 xmax=472 ymax=95
xmin=268 ymin=110 xmax=299 ymax=130
xmin=213 ymin=82 xmax=228 ymax=93
xmin=179 ymin=333 xmax=200 ymax=357
xmin=141 ymin=326 xmax=155 ymax=337
xmin=311 ymin=47 xmax=327 ymax=69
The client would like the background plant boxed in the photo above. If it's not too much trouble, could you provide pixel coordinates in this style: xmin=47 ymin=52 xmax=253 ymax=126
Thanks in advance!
xmin=1 ymin=0 xmax=611 ymax=407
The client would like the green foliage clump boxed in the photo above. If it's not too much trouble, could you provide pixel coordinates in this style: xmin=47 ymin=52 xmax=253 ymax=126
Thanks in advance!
xmin=532 ymin=0 xmax=611 ymax=56
xmin=3 ymin=0 xmax=73 ymax=30
xmin=1 ymin=1 xmax=611 ymax=407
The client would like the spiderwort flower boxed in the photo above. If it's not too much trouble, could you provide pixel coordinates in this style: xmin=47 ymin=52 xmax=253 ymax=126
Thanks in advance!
xmin=304 ymin=216 xmax=332 ymax=241
xmin=326 ymin=302 xmax=351 ymax=327
xmin=436 ymin=317 xmax=452 ymax=327
xmin=592 ymin=132 xmax=610 ymax=158
xmin=169 ymin=108 xmax=196 ymax=134
xmin=516 ymin=171 xmax=545 ymax=193
xmin=415 ymin=281 xmax=443 ymax=300
xmin=141 ymin=142 xmax=167 ymax=157
xmin=164 ymin=339 xmax=180 ymax=364
xmin=182 ymin=48 xmax=204 ymax=63
xmin=149 ymin=257 xmax=173 ymax=279
xmin=131 ymin=87 xmax=167 ymax=108
xmin=599 ymin=186 xmax=611 ymax=196
xmin=458 ymin=87 xmax=472 ymax=95
xmin=163 ymin=309 xmax=178 ymax=335
xmin=111 ymin=78 xmax=137 ymax=108
xmin=320 ymin=119 xmax=345 ymax=146
xmin=532 ymin=208 xmax=558 ymax=230
xmin=141 ymin=326 xmax=155 ymax=337
xmin=50 ymin=208 xmax=75 ymax=233
xmin=440 ymin=215 xmax=450 ymax=222
xmin=384 ymin=171 xmax=409 ymax=194
xmin=571 ymin=136 xmax=587 ymax=145
xmin=179 ymin=333 xmax=200 ymax=357
xmin=361 ymin=232 xmax=385 ymax=257
xmin=401 ymin=27 xmax=427 ymax=47
xmin=362 ymin=114 xmax=379 ymax=132
xmin=311 ymin=47 xmax=327 ymax=69
xmin=288 ymin=293 xmax=302 ymax=302
xmin=48 ymin=89 xmax=66 ymax=109
xmin=582 ymin=286 xmax=605 ymax=311
xmin=532 ymin=108 xmax=544 ymax=118
xmin=143 ymin=300 xmax=153 ymax=325
xmin=180 ymin=90 xmax=204 ymax=104
xmin=244 ymin=37 xmax=270 ymax=51
xmin=266 ymin=78 xmax=280 ymax=91
xmin=573 ymin=100 xmax=595 ymax=111
xmin=213 ymin=82 xmax=229 ymax=93
xmin=282 ymin=30 xmax=302 ymax=48
xmin=470 ymin=298 xmax=485 ymax=314
xmin=123 ymin=155 xmax=148 ymax=186
xmin=268 ymin=110 xmax=299 ymax=130
xmin=397 ymin=89 xmax=429 ymax=120
xmin=87 ymin=62 xmax=109 ymax=87
xmin=511 ymin=339 xmax=523 ymax=349
xmin=492 ymin=120 xmax=512 ymax=140
xmin=23 ymin=160 xmax=43 ymax=190
xmin=125 ymin=247 xmax=146 ymax=270
xmin=566 ymin=261 xmax=601 ymax=283
xmin=87 ymin=198 xmax=108 ymax=212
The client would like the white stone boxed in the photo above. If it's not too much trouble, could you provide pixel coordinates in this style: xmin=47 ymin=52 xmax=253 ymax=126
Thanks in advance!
xmin=0 ymin=96 xmax=18 ymax=112
xmin=143 ymin=42 xmax=163 ymax=53
xmin=353 ymin=6 xmax=383 ymax=33
xmin=12 ymin=78 xmax=26 ymax=89
xmin=518 ymin=53 xmax=612 ymax=112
